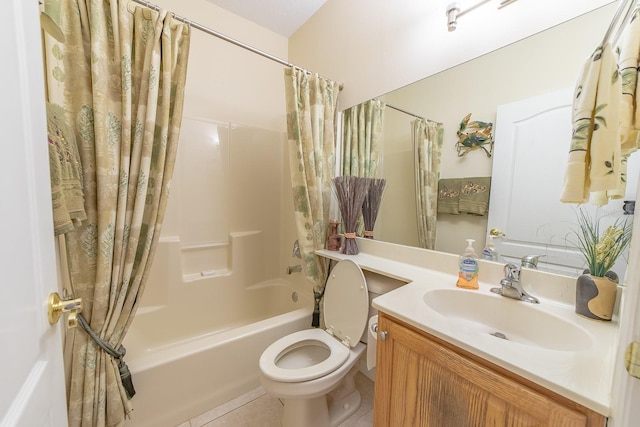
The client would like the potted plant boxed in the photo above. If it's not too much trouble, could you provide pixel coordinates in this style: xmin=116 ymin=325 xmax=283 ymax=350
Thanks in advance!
xmin=572 ymin=209 xmax=633 ymax=321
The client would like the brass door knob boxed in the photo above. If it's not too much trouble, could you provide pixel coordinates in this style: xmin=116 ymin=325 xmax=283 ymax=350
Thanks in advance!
xmin=48 ymin=292 xmax=82 ymax=328
xmin=489 ymin=228 xmax=506 ymax=237
xmin=625 ymin=342 xmax=640 ymax=379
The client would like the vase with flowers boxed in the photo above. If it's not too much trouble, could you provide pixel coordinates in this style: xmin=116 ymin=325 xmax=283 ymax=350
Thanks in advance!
xmin=572 ymin=209 xmax=632 ymax=321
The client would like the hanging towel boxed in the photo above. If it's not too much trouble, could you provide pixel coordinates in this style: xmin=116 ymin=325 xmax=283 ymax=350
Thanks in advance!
xmin=459 ymin=177 xmax=491 ymax=216
xmin=47 ymin=102 xmax=86 ymax=235
xmin=618 ymin=7 xmax=640 ymax=155
xmin=609 ymin=6 xmax=640 ymax=203
xmin=561 ymin=43 xmax=621 ymax=204
xmin=437 ymin=178 xmax=461 ymax=214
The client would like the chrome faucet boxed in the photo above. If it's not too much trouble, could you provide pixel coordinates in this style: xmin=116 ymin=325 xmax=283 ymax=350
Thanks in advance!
xmin=491 ymin=263 xmax=540 ymax=304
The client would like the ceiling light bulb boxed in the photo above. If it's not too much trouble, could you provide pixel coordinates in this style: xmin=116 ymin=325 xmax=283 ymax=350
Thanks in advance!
xmin=446 ymin=2 xmax=461 ymax=32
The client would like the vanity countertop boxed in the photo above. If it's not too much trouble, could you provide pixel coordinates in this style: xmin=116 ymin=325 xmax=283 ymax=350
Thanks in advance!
xmin=317 ymin=243 xmax=619 ymax=416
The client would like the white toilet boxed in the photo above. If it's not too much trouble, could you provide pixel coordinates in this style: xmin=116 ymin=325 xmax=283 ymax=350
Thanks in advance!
xmin=259 ymin=259 xmax=390 ymax=427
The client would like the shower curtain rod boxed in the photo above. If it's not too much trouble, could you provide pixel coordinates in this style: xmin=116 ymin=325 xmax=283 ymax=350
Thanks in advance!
xmin=601 ymin=0 xmax=636 ymax=45
xmin=385 ymin=103 xmax=442 ymax=125
xmin=130 ymin=0 xmax=343 ymax=89
xmin=386 ymin=104 xmax=424 ymax=120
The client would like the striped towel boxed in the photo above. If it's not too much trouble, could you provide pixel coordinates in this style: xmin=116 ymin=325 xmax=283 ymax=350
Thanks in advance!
xmin=47 ymin=102 xmax=86 ymax=235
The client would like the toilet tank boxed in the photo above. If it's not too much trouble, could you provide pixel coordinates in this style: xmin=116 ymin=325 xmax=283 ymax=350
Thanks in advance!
xmin=361 ymin=270 xmax=406 ymax=343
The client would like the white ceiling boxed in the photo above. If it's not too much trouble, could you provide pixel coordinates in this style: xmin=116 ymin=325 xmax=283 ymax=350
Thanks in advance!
xmin=205 ymin=0 xmax=328 ymax=37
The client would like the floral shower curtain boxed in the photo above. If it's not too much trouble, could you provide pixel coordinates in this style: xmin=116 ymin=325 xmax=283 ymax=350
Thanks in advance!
xmin=284 ymin=67 xmax=340 ymax=309
xmin=46 ymin=1 xmax=190 ymax=425
xmin=413 ymin=118 xmax=444 ymax=249
xmin=342 ymin=99 xmax=385 ymax=177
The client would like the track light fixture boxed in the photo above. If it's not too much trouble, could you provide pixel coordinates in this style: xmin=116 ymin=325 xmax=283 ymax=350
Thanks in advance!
xmin=446 ymin=0 xmax=518 ymax=32
xmin=446 ymin=2 xmax=461 ymax=32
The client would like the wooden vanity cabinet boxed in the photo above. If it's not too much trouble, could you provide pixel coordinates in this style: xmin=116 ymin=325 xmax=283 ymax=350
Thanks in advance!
xmin=373 ymin=313 xmax=606 ymax=427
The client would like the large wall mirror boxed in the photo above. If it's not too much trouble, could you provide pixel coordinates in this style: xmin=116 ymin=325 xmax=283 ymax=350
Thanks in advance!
xmin=370 ymin=5 xmax=638 ymax=278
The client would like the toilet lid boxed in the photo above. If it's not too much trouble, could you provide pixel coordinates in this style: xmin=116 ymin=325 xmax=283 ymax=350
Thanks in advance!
xmin=323 ymin=259 xmax=369 ymax=348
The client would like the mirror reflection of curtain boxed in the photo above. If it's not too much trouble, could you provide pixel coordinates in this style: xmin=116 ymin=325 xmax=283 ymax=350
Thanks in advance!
xmin=342 ymin=99 xmax=385 ymax=177
xmin=284 ymin=67 xmax=340 ymax=302
xmin=45 ymin=2 xmax=191 ymax=425
xmin=414 ymin=119 xmax=444 ymax=249
xmin=341 ymin=100 xmax=385 ymax=236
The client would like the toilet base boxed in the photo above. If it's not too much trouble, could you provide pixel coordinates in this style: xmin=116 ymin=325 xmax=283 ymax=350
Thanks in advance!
xmin=280 ymin=363 xmax=362 ymax=427
xmin=281 ymin=390 xmax=362 ymax=427
xmin=328 ymin=389 xmax=362 ymax=426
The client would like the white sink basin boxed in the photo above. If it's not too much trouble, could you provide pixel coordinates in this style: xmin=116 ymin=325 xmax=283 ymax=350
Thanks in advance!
xmin=423 ymin=288 xmax=593 ymax=352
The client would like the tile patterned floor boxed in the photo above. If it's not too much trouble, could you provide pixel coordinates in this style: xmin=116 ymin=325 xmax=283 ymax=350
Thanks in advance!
xmin=177 ymin=372 xmax=375 ymax=427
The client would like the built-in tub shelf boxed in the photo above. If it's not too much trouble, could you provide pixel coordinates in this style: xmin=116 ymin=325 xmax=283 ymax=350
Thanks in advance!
xmin=146 ymin=231 xmax=267 ymax=308
xmin=180 ymin=241 xmax=231 ymax=280
xmin=183 ymin=269 xmax=232 ymax=282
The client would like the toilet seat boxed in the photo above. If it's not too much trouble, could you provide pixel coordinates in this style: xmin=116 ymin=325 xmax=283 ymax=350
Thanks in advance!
xmin=259 ymin=259 xmax=369 ymax=383
xmin=259 ymin=329 xmax=350 ymax=382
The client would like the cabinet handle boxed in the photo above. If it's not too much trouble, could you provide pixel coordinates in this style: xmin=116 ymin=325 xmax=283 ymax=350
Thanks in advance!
xmin=379 ymin=331 xmax=388 ymax=341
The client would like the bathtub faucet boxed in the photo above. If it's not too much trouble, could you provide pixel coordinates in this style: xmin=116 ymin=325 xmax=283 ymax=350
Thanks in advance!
xmin=292 ymin=239 xmax=301 ymax=259
xmin=286 ymin=264 xmax=302 ymax=275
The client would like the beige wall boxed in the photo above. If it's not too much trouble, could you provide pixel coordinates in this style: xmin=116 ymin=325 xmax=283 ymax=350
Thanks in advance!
xmin=152 ymin=0 xmax=288 ymax=131
xmin=290 ymin=0 xmax=614 ymax=109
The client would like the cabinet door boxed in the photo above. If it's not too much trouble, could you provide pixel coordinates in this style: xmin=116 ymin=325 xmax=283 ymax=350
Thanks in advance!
xmin=374 ymin=314 xmax=598 ymax=427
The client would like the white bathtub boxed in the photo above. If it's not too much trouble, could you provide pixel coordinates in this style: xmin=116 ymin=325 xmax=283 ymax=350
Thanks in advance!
xmin=124 ymin=279 xmax=312 ymax=427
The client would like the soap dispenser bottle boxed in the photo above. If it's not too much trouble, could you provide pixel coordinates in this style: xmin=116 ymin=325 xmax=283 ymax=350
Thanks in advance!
xmin=481 ymin=235 xmax=498 ymax=261
xmin=457 ymin=239 xmax=479 ymax=290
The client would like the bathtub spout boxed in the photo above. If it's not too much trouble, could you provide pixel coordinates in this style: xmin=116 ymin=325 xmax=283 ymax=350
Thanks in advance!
xmin=286 ymin=264 xmax=302 ymax=275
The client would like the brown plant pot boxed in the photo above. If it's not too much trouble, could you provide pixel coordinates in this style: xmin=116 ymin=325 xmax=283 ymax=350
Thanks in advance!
xmin=575 ymin=274 xmax=617 ymax=321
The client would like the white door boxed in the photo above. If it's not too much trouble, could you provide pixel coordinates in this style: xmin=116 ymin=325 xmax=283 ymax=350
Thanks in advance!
xmin=0 ymin=0 xmax=68 ymax=426
xmin=611 ymin=198 xmax=640 ymax=425
xmin=488 ymin=88 xmax=638 ymax=277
